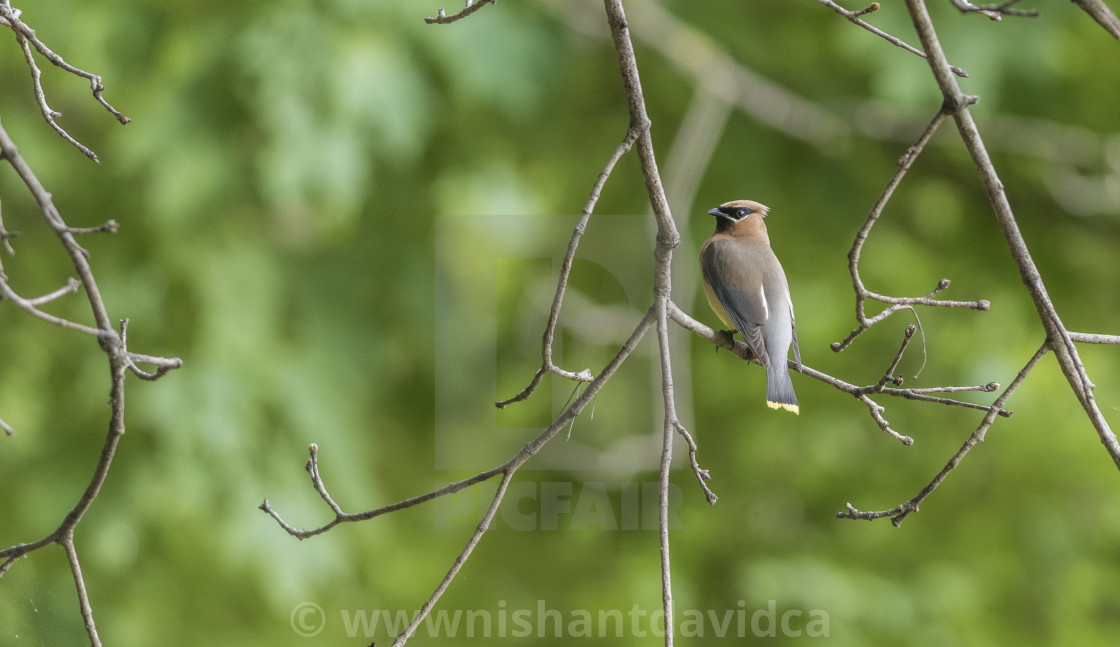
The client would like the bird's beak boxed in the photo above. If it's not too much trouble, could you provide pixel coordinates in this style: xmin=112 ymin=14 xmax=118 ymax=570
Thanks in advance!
xmin=706 ymin=207 xmax=723 ymax=218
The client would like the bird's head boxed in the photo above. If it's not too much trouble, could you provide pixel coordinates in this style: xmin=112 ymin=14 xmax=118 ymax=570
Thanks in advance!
xmin=707 ymin=199 xmax=770 ymax=222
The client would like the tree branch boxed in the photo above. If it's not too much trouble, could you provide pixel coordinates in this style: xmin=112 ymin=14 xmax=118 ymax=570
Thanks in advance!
xmin=1069 ymin=332 xmax=1120 ymax=345
xmin=906 ymin=0 xmax=1120 ymax=471
xmin=267 ymin=4 xmax=704 ymax=645
xmin=840 ymin=341 xmax=1047 ymax=525
xmin=0 ymin=3 xmax=129 ymax=161
xmin=257 ymin=5 xmax=1120 ymax=646
xmin=495 ymin=125 xmax=639 ymax=408
xmin=424 ymin=0 xmax=496 ymax=25
xmin=264 ymin=309 xmax=656 ymax=645
xmin=1070 ymin=0 xmax=1120 ymax=41
xmin=669 ymin=302 xmax=1008 ymax=450
xmin=815 ymin=0 xmax=969 ymax=77
xmin=0 ymin=91 xmax=178 ymax=647
xmin=948 ymin=0 xmax=1039 ymax=20
xmin=833 ymin=107 xmax=990 ymax=353
xmin=602 ymin=1 xmax=683 ymax=642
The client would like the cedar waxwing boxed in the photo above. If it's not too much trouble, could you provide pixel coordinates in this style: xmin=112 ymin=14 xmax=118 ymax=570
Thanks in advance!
xmin=699 ymin=199 xmax=801 ymax=413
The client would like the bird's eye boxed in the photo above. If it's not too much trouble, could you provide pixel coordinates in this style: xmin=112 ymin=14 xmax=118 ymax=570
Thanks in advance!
xmin=735 ymin=208 xmax=748 ymax=218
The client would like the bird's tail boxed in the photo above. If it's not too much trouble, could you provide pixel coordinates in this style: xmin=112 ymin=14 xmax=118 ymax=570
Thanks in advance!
xmin=766 ymin=362 xmax=799 ymax=415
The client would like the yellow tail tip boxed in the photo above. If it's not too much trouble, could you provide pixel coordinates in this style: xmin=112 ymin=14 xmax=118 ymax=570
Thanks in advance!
xmin=767 ymin=401 xmax=800 ymax=415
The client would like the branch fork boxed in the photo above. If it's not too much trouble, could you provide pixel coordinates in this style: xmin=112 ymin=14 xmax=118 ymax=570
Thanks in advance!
xmin=0 ymin=46 xmax=175 ymax=645
xmin=0 ymin=3 xmax=129 ymax=161
xmin=259 ymin=4 xmax=1120 ymax=647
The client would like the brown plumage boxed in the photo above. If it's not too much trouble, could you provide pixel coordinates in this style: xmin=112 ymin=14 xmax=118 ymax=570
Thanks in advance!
xmin=699 ymin=199 xmax=800 ymax=413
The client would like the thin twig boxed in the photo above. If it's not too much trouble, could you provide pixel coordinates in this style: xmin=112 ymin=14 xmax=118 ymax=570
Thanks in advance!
xmin=907 ymin=0 xmax=1120 ymax=470
xmin=0 ymin=183 xmax=14 ymax=260
xmin=875 ymin=323 xmax=916 ymax=388
xmin=948 ymin=0 xmax=1039 ymax=20
xmin=406 ymin=311 xmax=656 ymax=647
xmin=624 ymin=0 xmax=850 ymax=149
xmin=119 ymin=319 xmax=182 ymax=381
xmin=0 ymin=278 xmax=102 ymax=336
xmin=260 ymin=457 xmax=507 ymax=539
xmin=1069 ymin=332 xmax=1120 ymax=345
xmin=0 ymin=5 xmax=129 ymax=161
xmin=814 ymin=0 xmax=969 ymax=77
xmin=833 ymin=108 xmax=990 ymax=353
xmin=24 ymin=277 xmax=80 ymax=306
xmin=906 ymin=383 xmax=1000 ymax=394
xmin=66 ymin=220 xmax=118 ymax=235
xmin=673 ymin=420 xmax=717 ymax=504
xmin=1070 ymin=0 xmax=1120 ymax=42
xmin=535 ymin=0 xmax=851 ymax=148
xmin=267 ymin=3 xmax=692 ymax=645
xmin=655 ymin=305 xmax=678 ymax=647
xmin=62 ymin=537 xmax=102 ymax=647
xmin=0 ymin=114 xmax=179 ymax=647
xmin=424 ymin=0 xmax=496 ymax=25
xmin=495 ymin=126 xmax=640 ymax=408
xmin=262 ymin=311 xmax=656 ymax=645
xmin=668 ymin=302 xmax=1009 ymax=447
xmin=857 ymin=394 xmax=912 ymax=444
xmin=602 ymin=2 xmax=681 ymax=641
xmin=840 ymin=342 xmax=1048 ymax=525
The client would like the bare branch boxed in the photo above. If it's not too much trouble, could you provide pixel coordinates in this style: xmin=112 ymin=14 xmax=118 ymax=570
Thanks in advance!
xmin=62 ymin=538 xmax=103 ymax=647
xmin=1069 ymin=332 xmax=1120 ymax=345
xmin=0 ymin=278 xmax=103 ymax=336
xmin=1070 ymin=0 xmax=1120 ymax=41
xmin=267 ymin=3 xmax=704 ymax=644
xmin=0 ymin=224 xmax=15 ymax=258
xmin=833 ymin=108 xmax=990 ymax=353
xmin=669 ymin=301 xmax=1008 ymax=448
xmin=252 ymin=5 xmax=1119 ymax=647
xmin=0 ymin=349 xmax=130 ymax=647
xmin=840 ymin=342 xmax=1048 ymax=525
xmin=672 ymin=420 xmax=717 ymax=504
xmin=496 ymin=125 xmax=640 ymax=409
xmin=263 ymin=308 xmax=656 ymax=645
xmin=0 ymin=123 xmax=115 ymax=333
xmin=24 ymin=276 xmax=81 ymax=306
xmin=856 ymin=394 xmax=913 ymax=445
xmin=906 ymin=383 xmax=1000 ymax=394
xmin=0 ymin=185 xmax=15 ymax=262
xmin=66 ymin=220 xmax=118 ymax=235
xmin=0 ymin=4 xmax=130 ymax=161
xmin=535 ymin=0 xmax=852 ymax=149
xmin=906 ymin=0 xmax=1120 ymax=470
xmin=120 ymin=319 xmax=182 ymax=381
xmin=655 ymin=311 xmax=678 ymax=647
xmin=602 ymin=3 xmax=688 ymax=639
xmin=123 ymin=355 xmax=182 ymax=382
xmin=948 ymin=0 xmax=1039 ymax=20
xmin=390 ymin=469 xmax=515 ymax=647
xmin=814 ymin=0 xmax=969 ymax=77
xmin=425 ymin=0 xmax=496 ymax=25
xmin=0 ymin=81 xmax=175 ymax=647
xmin=667 ymin=300 xmax=753 ymax=362
xmin=260 ymin=446 xmax=506 ymax=539
xmin=875 ymin=323 xmax=917 ymax=388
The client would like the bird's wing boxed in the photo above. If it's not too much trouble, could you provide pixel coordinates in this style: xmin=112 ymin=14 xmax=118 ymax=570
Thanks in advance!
xmin=788 ymin=288 xmax=801 ymax=369
xmin=700 ymin=242 xmax=772 ymax=367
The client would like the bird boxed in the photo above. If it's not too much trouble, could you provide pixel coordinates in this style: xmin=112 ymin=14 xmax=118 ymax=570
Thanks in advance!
xmin=699 ymin=199 xmax=801 ymax=413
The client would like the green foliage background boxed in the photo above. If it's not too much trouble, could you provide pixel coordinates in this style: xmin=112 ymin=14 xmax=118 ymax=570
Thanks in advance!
xmin=2 ymin=0 xmax=1119 ymax=644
